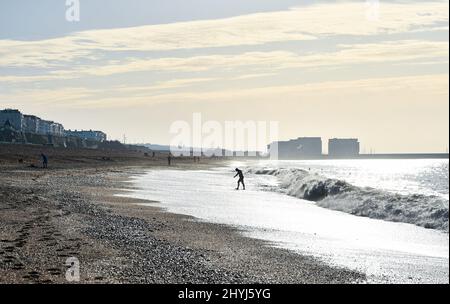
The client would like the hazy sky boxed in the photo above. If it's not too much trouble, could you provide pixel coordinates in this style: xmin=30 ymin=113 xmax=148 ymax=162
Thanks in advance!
xmin=0 ymin=0 xmax=448 ymax=152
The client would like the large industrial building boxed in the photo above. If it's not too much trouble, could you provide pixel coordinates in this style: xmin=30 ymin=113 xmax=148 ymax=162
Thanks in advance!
xmin=269 ymin=137 xmax=322 ymax=159
xmin=328 ymin=138 xmax=360 ymax=158
xmin=268 ymin=136 xmax=362 ymax=159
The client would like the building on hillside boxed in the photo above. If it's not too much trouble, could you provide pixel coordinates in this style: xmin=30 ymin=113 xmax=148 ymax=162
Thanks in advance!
xmin=24 ymin=115 xmax=41 ymax=133
xmin=50 ymin=122 xmax=65 ymax=136
xmin=1 ymin=108 xmax=109 ymax=141
xmin=65 ymin=130 xmax=107 ymax=142
xmin=35 ymin=120 xmax=64 ymax=136
xmin=328 ymin=138 xmax=360 ymax=158
xmin=38 ymin=120 xmax=52 ymax=135
xmin=0 ymin=109 xmax=65 ymax=136
xmin=0 ymin=109 xmax=24 ymax=131
xmin=268 ymin=137 xmax=322 ymax=159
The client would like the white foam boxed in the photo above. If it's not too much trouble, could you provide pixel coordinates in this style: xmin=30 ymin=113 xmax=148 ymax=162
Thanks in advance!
xmin=249 ymin=167 xmax=449 ymax=231
xmin=119 ymin=167 xmax=449 ymax=283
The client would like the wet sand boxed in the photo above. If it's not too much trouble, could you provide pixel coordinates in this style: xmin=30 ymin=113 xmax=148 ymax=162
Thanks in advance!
xmin=0 ymin=144 xmax=364 ymax=283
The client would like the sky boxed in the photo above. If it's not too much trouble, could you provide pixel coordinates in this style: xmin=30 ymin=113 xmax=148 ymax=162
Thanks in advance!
xmin=0 ymin=0 xmax=448 ymax=153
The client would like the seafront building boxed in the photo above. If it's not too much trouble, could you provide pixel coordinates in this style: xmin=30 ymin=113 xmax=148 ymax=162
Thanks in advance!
xmin=1 ymin=109 xmax=105 ymax=140
xmin=49 ymin=121 xmax=65 ymax=136
xmin=0 ymin=109 xmax=24 ymax=131
xmin=328 ymin=138 xmax=360 ymax=157
xmin=23 ymin=115 xmax=40 ymax=133
xmin=0 ymin=109 xmax=65 ymax=136
xmin=65 ymin=130 xmax=107 ymax=142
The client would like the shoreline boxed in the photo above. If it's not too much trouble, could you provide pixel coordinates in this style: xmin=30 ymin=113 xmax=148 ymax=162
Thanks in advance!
xmin=0 ymin=149 xmax=365 ymax=283
xmin=120 ymin=164 xmax=449 ymax=284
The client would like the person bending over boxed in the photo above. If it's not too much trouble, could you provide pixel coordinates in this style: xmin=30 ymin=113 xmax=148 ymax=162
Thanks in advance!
xmin=234 ymin=168 xmax=245 ymax=190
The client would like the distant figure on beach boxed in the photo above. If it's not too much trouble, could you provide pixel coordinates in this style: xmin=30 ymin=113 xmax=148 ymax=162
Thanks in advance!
xmin=234 ymin=168 xmax=245 ymax=190
xmin=168 ymin=154 xmax=172 ymax=166
xmin=41 ymin=153 xmax=48 ymax=168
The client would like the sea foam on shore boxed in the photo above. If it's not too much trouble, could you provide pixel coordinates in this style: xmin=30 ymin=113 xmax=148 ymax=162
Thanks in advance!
xmin=248 ymin=168 xmax=449 ymax=232
xmin=123 ymin=165 xmax=449 ymax=283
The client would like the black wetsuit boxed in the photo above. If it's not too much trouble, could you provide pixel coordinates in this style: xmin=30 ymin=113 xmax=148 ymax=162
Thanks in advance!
xmin=234 ymin=169 xmax=245 ymax=190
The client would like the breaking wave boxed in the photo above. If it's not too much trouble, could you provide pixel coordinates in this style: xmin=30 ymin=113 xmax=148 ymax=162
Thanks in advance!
xmin=248 ymin=168 xmax=449 ymax=232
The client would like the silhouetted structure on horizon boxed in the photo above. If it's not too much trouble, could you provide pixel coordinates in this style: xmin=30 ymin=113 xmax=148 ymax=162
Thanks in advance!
xmin=269 ymin=137 xmax=322 ymax=159
xmin=328 ymin=138 xmax=360 ymax=158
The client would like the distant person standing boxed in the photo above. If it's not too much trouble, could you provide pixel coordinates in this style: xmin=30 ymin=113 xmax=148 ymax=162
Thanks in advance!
xmin=234 ymin=168 xmax=245 ymax=190
xmin=41 ymin=153 xmax=48 ymax=168
xmin=168 ymin=154 xmax=172 ymax=166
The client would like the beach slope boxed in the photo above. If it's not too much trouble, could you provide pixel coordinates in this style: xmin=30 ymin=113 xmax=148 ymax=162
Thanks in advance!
xmin=0 ymin=144 xmax=364 ymax=283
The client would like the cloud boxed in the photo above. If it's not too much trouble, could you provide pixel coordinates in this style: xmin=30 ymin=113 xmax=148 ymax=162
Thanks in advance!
xmin=0 ymin=87 xmax=97 ymax=107
xmin=1 ymin=40 xmax=447 ymax=83
xmin=232 ymin=73 xmax=278 ymax=80
xmin=0 ymin=1 xmax=447 ymax=69
xmin=113 ymin=77 xmax=218 ymax=93
xmin=129 ymin=74 xmax=449 ymax=106
xmin=0 ymin=73 xmax=76 ymax=83
xmin=90 ymin=40 xmax=448 ymax=76
xmin=2 ymin=74 xmax=446 ymax=109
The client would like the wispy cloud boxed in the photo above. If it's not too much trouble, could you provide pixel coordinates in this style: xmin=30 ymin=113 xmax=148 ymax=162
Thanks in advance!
xmin=125 ymin=74 xmax=449 ymax=106
xmin=0 ymin=1 xmax=447 ymax=69
xmin=84 ymin=40 xmax=449 ymax=76
xmin=1 ymin=40 xmax=448 ymax=84
xmin=114 ymin=77 xmax=218 ymax=93
xmin=2 ymin=74 xmax=447 ymax=109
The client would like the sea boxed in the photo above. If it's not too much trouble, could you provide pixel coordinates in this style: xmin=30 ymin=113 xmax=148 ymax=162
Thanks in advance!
xmin=119 ymin=158 xmax=449 ymax=283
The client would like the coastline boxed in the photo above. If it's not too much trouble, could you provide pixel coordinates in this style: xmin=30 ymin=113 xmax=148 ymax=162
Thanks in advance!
xmin=120 ymin=163 xmax=449 ymax=284
xmin=0 ymin=146 xmax=365 ymax=283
